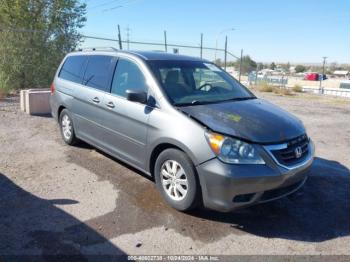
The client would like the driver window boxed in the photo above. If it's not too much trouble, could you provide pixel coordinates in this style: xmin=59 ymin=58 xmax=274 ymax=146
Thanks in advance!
xmin=111 ymin=58 xmax=148 ymax=97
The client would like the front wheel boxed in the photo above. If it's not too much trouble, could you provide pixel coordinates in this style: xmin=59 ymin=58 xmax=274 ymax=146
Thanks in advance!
xmin=154 ymin=149 xmax=201 ymax=211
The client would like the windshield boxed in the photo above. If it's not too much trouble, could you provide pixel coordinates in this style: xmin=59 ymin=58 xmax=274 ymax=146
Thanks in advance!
xmin=147 ymin=60 xmax=255 ymax=106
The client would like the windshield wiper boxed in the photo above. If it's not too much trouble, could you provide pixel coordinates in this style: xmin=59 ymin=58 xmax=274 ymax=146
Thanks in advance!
xmin=174 ymin=97 xmax=256 ymax=107
xmin=174 ymin=100 xmax=213 ymax=107
xmin=220 ymin=97 xmax=256 ymax=103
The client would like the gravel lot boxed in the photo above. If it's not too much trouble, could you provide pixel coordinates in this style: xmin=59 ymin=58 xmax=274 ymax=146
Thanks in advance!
xmin=0 ymin=92 xmax=350 ymax=258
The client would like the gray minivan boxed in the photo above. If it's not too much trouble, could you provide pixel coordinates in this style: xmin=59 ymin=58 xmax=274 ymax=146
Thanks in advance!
xmin=50 ymin=49 xmax=314 ymax=212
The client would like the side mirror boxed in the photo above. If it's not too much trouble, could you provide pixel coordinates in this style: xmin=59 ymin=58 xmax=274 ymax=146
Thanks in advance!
xmin=126 ymin=89 xmax=147 ymax=104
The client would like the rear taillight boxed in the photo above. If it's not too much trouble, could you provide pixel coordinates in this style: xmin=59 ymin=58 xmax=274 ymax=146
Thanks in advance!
xmin=50 ymin=83 xmax=55 ymax=94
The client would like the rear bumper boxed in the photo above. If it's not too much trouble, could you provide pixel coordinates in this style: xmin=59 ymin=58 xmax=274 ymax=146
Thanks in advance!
xmin=196 ymin=140 xmax=314 ymax=212
xmin=49 ymin=94 xmax=59 ymax=121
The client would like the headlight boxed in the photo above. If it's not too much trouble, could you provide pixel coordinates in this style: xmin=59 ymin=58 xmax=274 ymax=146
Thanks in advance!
xmin=205 ymin=131 xmax=265 ymax=164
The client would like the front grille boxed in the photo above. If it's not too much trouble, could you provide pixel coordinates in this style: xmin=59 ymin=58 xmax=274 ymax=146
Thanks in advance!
xmin=270 ymin=134 xmax=309 ymax=166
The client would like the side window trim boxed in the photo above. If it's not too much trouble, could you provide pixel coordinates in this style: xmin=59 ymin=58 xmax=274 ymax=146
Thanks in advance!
xmin=110 ymin=56 xmax=149 ymax=99
xmin=107 ymin=56 xmax=119 ymax=93
xmin=81 ymin=55 xmax=117 ymax=92
xmin=80 ymin=55 xmax=90 ymax=85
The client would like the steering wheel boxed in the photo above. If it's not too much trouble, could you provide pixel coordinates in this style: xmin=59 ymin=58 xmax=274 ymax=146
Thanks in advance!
xmin=198 ymin=83 xmax=213 ymax=91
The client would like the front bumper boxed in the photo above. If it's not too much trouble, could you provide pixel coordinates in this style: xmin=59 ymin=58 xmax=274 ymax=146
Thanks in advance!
xmin=196 ymin=140 xmax=315 ymax=212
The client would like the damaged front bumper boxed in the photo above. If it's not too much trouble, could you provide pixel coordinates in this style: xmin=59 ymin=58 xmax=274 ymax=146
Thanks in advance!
xmin=196 ymin=140 xmax=315 ymax=212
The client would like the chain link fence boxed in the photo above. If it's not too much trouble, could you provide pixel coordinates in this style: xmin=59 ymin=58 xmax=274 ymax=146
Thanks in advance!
xmin=80 ymin=33 xmax=240 ymax=67
xmin=79 ymin=33 xmax=244 ymax=82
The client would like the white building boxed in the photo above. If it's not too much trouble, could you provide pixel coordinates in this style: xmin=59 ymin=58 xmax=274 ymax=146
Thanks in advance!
xmin=333 ymin=70 xmax=349 ymax=78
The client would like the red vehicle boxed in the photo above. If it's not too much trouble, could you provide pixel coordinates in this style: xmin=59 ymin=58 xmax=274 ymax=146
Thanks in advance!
xmin=304 ymin=73 xmax=319 ymax=81
xmin=304 ymin=73 xmax=327 ymax=81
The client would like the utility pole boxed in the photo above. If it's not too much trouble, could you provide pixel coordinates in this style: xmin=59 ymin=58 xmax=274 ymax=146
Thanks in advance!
xmin=117 ymin=24 xmax=123 ymax=50
xmin=164 ymin=30 xmax=167 ymax=52
xmin=200 ymin=33 xmax=203 ymax=59
xmin=239 ymin=49 xmax=243 ymax=83
xmin=319 ymin=56 xmax=327 ymax=94
xmin=126 ymin=25 xmax=131 ymax=50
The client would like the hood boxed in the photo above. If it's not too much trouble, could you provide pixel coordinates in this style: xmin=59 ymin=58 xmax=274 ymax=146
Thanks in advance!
xmin=179 ymin=98 xmax=305 ymax=144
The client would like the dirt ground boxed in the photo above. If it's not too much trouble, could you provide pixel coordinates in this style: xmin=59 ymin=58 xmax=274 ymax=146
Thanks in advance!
xmin=0 ymin=91 xmax=350 ymax=259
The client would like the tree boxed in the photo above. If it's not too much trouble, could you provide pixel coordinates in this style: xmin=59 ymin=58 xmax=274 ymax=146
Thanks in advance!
xmin=0 ymin=0 xmax=86 ymax=91
xmin=235 ymin=55 xmax=257 ymax=75
xmin=214 ymin=58 xmax=223 ymax=67
xmin=295 ymin=65 xmax=307 ymax=73
xmin=257 ymin=63 xmax=265 ymax=70
xmin=269 ymin=62 xmax=276 ymax=70
xmin=280 ymin=62 xmax=291 ymax=72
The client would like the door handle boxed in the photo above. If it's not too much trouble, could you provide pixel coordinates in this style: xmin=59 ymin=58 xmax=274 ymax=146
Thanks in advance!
xmin=106 ymin=101 xmax=115 ymax=108
xmin=92 ymin=97 xmax=100 ymax=103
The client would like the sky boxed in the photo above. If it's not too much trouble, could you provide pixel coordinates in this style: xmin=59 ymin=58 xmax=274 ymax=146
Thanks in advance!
xmin=82 ymin=0 xmax=350 ymax=64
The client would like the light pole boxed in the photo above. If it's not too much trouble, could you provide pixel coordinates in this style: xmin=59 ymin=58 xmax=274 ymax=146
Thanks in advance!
xmin=319 ymin=56 xmax=327 ymax=94
xmin=214 ymin=28 xmax=235 ymax=62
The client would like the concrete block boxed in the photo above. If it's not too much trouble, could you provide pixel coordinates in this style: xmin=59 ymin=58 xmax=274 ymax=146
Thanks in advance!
xmin=24 ymin=89 xmax=51 ymax=115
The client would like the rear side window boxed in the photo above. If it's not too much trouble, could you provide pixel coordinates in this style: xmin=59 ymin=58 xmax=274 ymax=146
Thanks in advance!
xmin=59 ymin=55 xmax=87 ymax=83
xmin=111 ymin=58 xmax=148 ymax=97
xmin=83 ymin=55 xmax=115 ymax=92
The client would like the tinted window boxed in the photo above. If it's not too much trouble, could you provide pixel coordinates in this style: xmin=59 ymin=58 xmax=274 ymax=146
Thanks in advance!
xmin=59 ymin=55 xmax=87 ymax=83
xmin=111 ymin=58 xmax=148 ymax=97
xmin=83 ymin=55 xmax=115 ymax=92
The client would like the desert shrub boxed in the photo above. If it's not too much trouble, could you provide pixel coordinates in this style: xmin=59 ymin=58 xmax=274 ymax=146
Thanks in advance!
xmin=273 ymin=87 xmax=294 ymax=96
xmin=295 ymin=65 xmax=306 ymax=73
xmin=258 ymin=81 xmax=274 ymax=92
xmin=292 ymin=84 xmax=303 ymax=92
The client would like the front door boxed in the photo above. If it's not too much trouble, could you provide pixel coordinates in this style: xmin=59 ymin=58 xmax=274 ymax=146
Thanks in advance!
xmin=101 ymin=57 xmax=152 ymax=169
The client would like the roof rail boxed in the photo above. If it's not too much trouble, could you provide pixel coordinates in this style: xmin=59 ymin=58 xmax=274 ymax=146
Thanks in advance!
xmin=77 ymin=47 xmax=119 ymax=52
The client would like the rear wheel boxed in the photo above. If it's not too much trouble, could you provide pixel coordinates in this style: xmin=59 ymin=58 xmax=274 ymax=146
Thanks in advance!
xmin=59 ymin=109 xmax=78 ymax=145
xmin=155 ymin=148 xmax=200 ymax=211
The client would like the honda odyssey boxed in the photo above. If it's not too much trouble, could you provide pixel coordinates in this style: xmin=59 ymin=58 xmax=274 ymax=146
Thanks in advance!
xmin=50 ymin=48 xmax=314 ymax=212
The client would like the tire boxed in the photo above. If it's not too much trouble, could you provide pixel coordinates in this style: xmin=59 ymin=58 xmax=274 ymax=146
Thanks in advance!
xmin=154 ymin=148 xmax=200 ymax=211
xmin=59 ymin=109 xmax=78 ymax=145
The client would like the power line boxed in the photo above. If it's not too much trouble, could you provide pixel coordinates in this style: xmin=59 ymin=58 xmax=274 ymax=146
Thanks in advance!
xmin=102 ymin=5 xmax=122 ymax=12
xmin=89 ymin=0 xmax=120 ymax=10
xmin=99 ymin=0 xmax=138 ymax=13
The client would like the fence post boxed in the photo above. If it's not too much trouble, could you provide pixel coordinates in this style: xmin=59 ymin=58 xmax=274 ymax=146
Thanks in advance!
xmin=164 ymin=30 xmax=168 ymax=52
xmin=200 ymin=33 xmax=203 ymax=59
xmin=224 ymin=35 xmax=227 ymax=70
xmin=239 ymin=49 xmax=243 ymax=83
xmin=281 ymin=76 xmax=284 ymax=89
xmin=117 ymin=25 xmax=123 ymax=50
